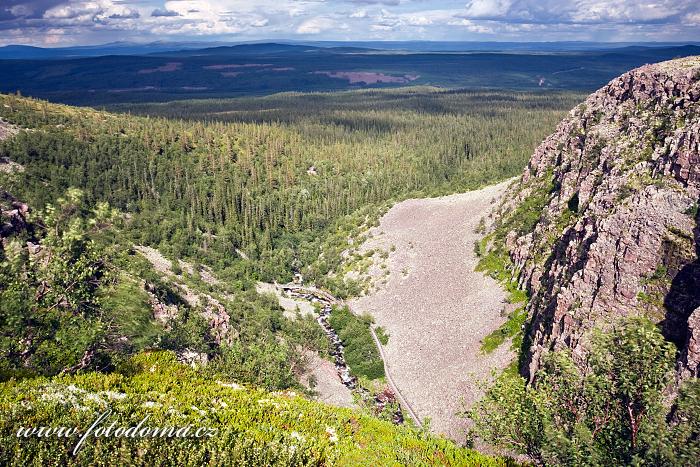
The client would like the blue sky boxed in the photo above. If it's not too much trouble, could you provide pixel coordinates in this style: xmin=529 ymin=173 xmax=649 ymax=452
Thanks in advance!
xmin=0 ymin=0 xmax=699 ymax=46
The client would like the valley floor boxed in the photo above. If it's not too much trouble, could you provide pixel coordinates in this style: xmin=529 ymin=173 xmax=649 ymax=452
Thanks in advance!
xmin=349 ymin=180 xmax=513 ymax=442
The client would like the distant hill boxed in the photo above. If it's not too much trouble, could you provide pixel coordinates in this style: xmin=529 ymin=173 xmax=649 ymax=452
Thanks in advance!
xmin=157 ymin=43 xmax=329 ymax=57
xmin=2 ymin=40 xmax=699 ymax=59
xmin=0 ymin=43 xmax=698 ymax=105
xmin=0 ymin=41 xmax=234 ymax=59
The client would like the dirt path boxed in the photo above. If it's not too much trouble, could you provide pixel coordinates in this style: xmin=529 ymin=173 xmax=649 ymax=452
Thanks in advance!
xmin=349 ymin=180 xmax=514 ymax=442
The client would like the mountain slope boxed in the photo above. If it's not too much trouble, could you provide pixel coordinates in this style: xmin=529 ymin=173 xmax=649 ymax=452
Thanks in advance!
xmin=485 ymin=56 xmax=700 ymax=381
xmin=0 ymin=115 xmax=515 ymax=465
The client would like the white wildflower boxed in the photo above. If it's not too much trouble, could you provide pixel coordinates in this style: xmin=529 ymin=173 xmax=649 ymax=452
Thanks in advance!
xmin=216 ymin=380 xmax=243 ymax=390
xmin=325 ymin=426 xmax=338 ymax=443
xmin=256 ymin=398 xmax=281 ymax=408
xmin=101 ymin=391 xmax=127 ymax=401
xmin=83 ymin=393 xmax=107 ymax=407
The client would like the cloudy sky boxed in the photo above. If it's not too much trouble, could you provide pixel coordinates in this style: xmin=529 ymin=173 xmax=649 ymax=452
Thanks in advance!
xmin=1 ymin=0 xmax=699 ymax=46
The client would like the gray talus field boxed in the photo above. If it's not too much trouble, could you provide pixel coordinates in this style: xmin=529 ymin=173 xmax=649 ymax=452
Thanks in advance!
xmin=349 ymin=180 xmax=514 ymax=442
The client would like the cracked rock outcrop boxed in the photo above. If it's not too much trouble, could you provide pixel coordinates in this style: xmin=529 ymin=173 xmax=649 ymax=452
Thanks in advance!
xmin=495 ymin=57 xmax=700 ymax=382
xmin=0 ymin=190 xmax=30 ymax=244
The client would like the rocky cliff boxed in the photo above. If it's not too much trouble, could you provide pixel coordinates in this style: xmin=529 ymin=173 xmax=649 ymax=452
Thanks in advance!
xmin=491 ymin=56 xmax=700 ymax=382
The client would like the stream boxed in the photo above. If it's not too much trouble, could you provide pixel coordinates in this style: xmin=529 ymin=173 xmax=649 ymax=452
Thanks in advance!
xmin=281 ymin=285 xmax=405 ymax=425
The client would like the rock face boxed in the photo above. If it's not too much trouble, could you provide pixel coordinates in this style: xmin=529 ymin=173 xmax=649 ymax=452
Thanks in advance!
xmin=496 ymin=57 xmax=700 ymax=382
xmin=0 ymin=119 xmax=22 ymax=174
xmin=134 ymin=246 xmax=234 ymax=345
xmin=0 ymin=190 xmax=30 ymax=244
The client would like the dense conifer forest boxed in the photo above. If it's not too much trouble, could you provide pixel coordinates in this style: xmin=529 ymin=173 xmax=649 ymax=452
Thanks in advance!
xmin=1 ymin=88 xmax=582 ymax=288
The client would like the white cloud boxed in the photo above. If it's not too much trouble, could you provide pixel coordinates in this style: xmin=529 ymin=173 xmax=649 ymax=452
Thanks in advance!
xmin=44 ymin=1 xmax=102 ymax=20
xmin=404 ymin=14 xmax=432 ymax=26
xmin=448 ymin=18 xmax=493 ymax=33
xmin=288 ymin=6 xmax=306 ymax=17
xmin=464 ymin=0 xmax=512 ymax=18
xmin=2 ymin=0 xmax=699 ymax=45
xmin=42 ymin=1 xmax=142 ymax=26
xmin=684 ymin=12 xmax=700 ymax=25
xmin=572 ymin=0 xmax=686 ymax=24
xmin=296 ymin=16 xmax=335 ymax=34
xmin=105 ymin=5 xmax=139 ymax=19
xmin=371 ymin=8 xmax=495 ymax=32
xmin=9 ymin=5 xmax=33 ymax=17
xmin=350 ymin=9 xmax=368 ymax=19
xmin=463 ymin=0 xmax=693 ymax=24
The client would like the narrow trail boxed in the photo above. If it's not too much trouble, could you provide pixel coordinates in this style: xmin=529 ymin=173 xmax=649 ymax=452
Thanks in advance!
xmin=369 ymin=325 xmax=421 ymax=426
xmin=349 ymin=180 xmax=514 ymax=442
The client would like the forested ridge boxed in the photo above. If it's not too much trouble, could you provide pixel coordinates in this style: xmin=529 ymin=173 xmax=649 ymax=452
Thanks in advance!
xmin=1 ymin=88 xmax=581 ymax=289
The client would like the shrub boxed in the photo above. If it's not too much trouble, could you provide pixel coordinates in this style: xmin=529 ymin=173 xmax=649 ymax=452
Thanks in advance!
xmin=375 ymin=326 xmax=389 ymax=345
xmin=469 ymin=317 xmax=700 ymax=466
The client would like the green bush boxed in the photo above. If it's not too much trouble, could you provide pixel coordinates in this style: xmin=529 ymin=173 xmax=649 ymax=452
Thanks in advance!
xmin=469 ymin=317 xmax=700 ymax=466
xmin=375 ymin=326 xmax=390 ymax=345
xmin=0 ymin=189 xmax=122 ymax=380
xmin=481 ymin=306 xmax=527 ymax=354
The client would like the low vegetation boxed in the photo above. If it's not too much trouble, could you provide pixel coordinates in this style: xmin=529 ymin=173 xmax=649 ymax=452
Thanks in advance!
xmin=375 ymin=326 xmax=390 ymax=345
xmin=480 ymin=306 xmax=527 ymax=355
xmin=474 ymin=170 xmax=556 ymax=356
xmin=1 ymin=352 xmax=515 ymax=466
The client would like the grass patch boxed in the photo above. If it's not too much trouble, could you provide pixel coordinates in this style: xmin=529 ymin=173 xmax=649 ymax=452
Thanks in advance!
xmin=0 ymin=352 xmax=515 ymax=466
xmin=473 ymin=172 xmax=556 ymax=356
xmin=375 ymin=326 xmax=389 ymax=345
xmin=481 ymin=306 xmax=528 ymax=354
xmin=503 ymin=174 xmax=555 ymax=237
